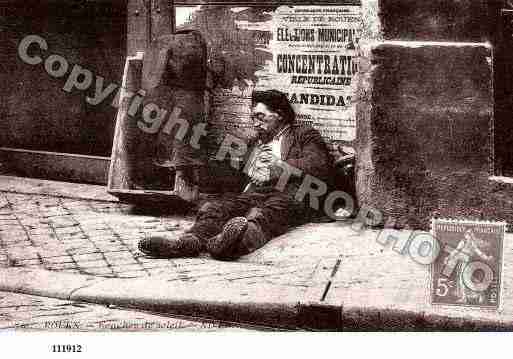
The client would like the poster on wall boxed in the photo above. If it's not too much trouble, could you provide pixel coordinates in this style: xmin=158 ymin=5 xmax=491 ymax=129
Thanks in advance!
xmin=257 ymin=5 xmax=361 ymax=144
xmin=176 ymin=4 xmax=362 ymax=149
xmin=106 ymin=3 xmax=363 ymax=196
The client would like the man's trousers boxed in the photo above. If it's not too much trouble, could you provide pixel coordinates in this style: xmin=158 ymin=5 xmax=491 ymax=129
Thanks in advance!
xmin=189 ymin=189 xmax=309 ymax=257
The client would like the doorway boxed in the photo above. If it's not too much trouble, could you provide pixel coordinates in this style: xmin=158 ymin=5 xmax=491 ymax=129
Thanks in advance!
xmin=0 ymin=0 xmax=127 ymax=183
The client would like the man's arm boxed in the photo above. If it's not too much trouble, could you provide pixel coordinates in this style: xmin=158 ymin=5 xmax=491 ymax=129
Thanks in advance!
xmin=283 ymin=128 xmax=333 ymax=181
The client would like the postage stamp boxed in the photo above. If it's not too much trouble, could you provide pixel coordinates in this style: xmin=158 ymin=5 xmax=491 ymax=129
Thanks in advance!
xmin=430 ymin=219 xmax=506 ymax=309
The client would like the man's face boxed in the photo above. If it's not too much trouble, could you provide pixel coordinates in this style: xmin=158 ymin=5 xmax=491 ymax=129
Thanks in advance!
xmin=251 ymin=102 xmax=284 ymax=142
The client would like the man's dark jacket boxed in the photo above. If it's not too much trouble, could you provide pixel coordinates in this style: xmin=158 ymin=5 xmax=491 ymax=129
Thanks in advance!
xmin=243 ymin=123 xmax=335 ymax=202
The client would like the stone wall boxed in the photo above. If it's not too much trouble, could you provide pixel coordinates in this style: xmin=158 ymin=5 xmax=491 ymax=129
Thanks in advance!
xmin=0 ymin=1 xmax=125 ymax=156
xmin=355 ymin=0 xmax=513 ymax=229
xmin=378 ymin=0 xmax=497 ymax=41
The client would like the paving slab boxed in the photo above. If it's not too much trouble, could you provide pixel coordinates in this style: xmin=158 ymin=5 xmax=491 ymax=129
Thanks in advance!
xmin=0 ymin=175 xmax=118 ymax=202
xmin=0 ymin=266 xmax=339 ymax=329
xmin=0 ymin=267 xmax=106 ymax=301
xmin=0 ymin=291 xmax=248 ymax=331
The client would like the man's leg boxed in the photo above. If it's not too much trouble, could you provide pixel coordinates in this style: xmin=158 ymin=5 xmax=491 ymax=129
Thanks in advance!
xmin=208 ymin=191 xmax=308 ymax=259
xmin=238 ymin=192 xmax=307 ymax=255
xmin=139 ymin=192 xmax=261 ymax=258
xmin=188 ymin=192 xmax=262 ymax=241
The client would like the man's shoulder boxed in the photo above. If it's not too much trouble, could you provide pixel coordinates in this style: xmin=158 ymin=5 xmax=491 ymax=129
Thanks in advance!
xmin=288 ymin=123 xmax=325 ymax=142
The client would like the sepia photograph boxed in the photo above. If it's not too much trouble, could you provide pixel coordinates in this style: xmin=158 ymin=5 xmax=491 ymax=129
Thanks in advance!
xmin=0 ymin=0 xmax=512 ymax=348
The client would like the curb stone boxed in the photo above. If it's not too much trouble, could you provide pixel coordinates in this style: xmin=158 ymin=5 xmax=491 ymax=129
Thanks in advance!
xmin=1 ymin=268 xmax=512 ymax=330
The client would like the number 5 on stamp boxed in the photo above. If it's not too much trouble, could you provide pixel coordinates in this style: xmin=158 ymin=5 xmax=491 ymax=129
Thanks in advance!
xmin=430 ymin=219 xmax=505 ymax=309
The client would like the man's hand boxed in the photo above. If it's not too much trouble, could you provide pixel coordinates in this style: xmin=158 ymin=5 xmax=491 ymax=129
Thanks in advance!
xmin=249 ymin=162 xmax=286 ymax=187
xmin=249 ymin=169 xmax=271 ymax=186
xmin=248 ymin=147 xmax=279 ymax=186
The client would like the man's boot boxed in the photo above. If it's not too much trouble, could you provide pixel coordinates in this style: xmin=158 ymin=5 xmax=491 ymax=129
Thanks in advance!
xmin=207 ymin=217 xmax=268 ymax=260
xmin=138 ymin=233 xmax=204 ymax=258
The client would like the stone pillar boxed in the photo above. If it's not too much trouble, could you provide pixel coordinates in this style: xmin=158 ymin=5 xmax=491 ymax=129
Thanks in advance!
xmin=378 ymin=0 xmax=496 ymax=41
xmin=355 ymin=1 xmax=513 ymax=228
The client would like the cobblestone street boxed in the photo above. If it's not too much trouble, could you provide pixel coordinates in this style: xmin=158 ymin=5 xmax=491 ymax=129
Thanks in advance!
xmin=0 ymin=190 xmax=200 ymax=279
xmin=0 ymin=179 xmax=330 ymax=288
xmin=0 ymin=181 xmax=302 ymax=331
xmin=2 ymin=177 xmax=513 ymax=330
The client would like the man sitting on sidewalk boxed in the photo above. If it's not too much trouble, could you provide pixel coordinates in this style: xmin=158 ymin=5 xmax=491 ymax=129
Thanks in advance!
xmin=138 ymin=89 xmax=334 ymax=260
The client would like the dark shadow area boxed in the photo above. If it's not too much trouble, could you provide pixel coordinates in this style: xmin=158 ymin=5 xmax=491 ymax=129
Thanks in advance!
xmin=0 ymin=0 xmax=126 ymax=156
xmin=494 ymin=4 xmax=513 ymax=177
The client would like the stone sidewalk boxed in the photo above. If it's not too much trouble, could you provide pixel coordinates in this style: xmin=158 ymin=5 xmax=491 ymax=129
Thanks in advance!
xmin=0 ymin=291 xmax=244 ymax=331
xmin=1 ymin=176 xmax=513 ymax=330
xmin=0 ymin=176 xmax=334 ymax=330
xmin=0 ymin=176 xmax=332 ymax=289
xmin=0 ymin=189 xmax=321 ymax=285
xmin=0 ymin=177 xmax=273 ymax=331
xmin=0 ymin=189 xmax=198 ymax=279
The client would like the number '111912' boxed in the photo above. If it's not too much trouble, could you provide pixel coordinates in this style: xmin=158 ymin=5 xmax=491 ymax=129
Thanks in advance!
xmin=51 ymin=345 xmax=82 ymax=353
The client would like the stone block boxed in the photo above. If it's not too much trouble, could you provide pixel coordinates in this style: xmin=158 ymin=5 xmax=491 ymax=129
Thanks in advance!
xmin=73 ymin=253 xmax=105 ymax=262
xmin=77 ymin=259 xmax=109 ymax=270
xmin=378 ymin=0 xmax=497 ymax=42
xmin=356 ymin=41 xmax=499 ymax=228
